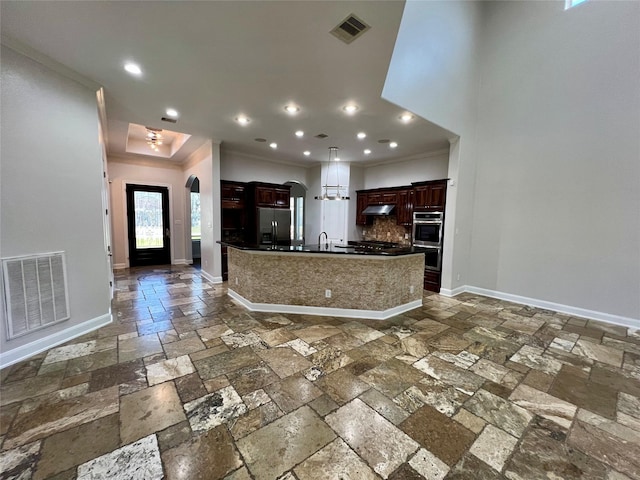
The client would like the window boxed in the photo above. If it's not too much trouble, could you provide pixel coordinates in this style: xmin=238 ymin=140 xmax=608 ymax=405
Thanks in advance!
xmin=191 ymin=192 xmax=201 ymax=240
xmin=565 ymin=0 xmax=588 ymax=10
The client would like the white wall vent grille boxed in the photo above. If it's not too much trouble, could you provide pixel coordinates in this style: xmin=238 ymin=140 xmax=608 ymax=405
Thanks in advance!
xmin=2 ymin=252 xmax=70 ymax=340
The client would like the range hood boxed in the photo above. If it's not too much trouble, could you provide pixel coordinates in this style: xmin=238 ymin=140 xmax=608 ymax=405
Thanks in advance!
xmin=362 ymin=204 xmax=395 ymax=215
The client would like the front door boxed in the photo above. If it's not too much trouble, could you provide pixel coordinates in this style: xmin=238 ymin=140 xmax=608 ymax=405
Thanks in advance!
xmin=126 ymin=184 xmax=171 ymax=267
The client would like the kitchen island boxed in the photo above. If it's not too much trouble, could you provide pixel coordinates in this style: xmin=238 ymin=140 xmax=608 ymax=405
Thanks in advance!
xmin=222 ymin=242 xmax=425 ymax=319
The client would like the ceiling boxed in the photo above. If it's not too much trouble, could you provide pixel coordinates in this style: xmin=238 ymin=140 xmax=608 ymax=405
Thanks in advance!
xmin=0 ymin=1 xmax=454 ymax=166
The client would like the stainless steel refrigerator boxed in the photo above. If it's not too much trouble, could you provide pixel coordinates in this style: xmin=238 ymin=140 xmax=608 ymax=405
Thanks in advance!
xmin=257 ymin=207 xmax=291 ymax=245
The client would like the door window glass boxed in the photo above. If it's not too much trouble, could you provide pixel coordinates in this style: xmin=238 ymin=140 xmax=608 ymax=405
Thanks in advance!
xmin=134 ymin=191 xmax=163 ymax=248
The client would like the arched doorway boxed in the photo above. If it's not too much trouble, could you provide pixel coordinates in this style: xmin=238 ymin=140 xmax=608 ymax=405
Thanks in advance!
xmin=186 ymin=175 xmax=201 ymax=266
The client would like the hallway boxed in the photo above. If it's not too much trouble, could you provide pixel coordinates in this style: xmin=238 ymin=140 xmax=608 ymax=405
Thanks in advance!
xmin=1 ymin=266 xmax=639 ymax=479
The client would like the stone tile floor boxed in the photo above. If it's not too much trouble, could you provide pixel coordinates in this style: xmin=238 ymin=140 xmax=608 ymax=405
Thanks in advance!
xmin=1 ymin=265 xmax=639 ymax=479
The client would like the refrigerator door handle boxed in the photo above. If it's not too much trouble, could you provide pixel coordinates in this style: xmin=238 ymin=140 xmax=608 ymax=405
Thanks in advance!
xmin=273 ymin=220 xmax=278 ymax=245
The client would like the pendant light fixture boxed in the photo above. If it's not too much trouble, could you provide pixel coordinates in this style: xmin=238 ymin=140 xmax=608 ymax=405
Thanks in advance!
xmin=315 ymin=147 xmax=350 ymax=201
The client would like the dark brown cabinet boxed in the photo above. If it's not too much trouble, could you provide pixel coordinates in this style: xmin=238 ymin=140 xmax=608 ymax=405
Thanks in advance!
xmin=254 ymin=185 xmax=290 ymax=208
xmin=221 ymin=181 xmax=290 ymax=280
xmin=356 ymin=192 xmax=368 ymax=226
xmin=413 ymin=180 xmax=447 ymax=211
xmin=396 ymin=188 xmax=414 ymax=226
xmin=221 ymin=182 xmax=245 ymax=209
xmin=423 ymin=270 xmax=441 ymax=292
xmin=221 ymin=180 xmax=249 ymax=281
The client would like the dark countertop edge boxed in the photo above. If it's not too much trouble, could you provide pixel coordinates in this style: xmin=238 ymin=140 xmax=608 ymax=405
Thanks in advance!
xmin=218 ymin=241 xmax=425 ymax=257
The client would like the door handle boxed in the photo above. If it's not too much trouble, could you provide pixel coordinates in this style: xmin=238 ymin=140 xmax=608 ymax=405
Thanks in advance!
xmin=273 ymin=220 xmax=278 ymax=244
xmin=165 ymin=228 xmax=170 ymax=237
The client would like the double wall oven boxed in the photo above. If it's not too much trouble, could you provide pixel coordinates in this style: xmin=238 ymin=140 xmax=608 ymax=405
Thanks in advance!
xmin=412 ymin=211 xmax=443 ymax=271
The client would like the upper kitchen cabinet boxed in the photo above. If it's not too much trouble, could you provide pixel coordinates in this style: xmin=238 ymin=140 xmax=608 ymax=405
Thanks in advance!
xmin=367 ymin=191 xmax=397 ymax=205
xmin=251 ymin=183 xmax=291 ymax=208
xmin=356 ymin=191 xmax=369 ymax=226
xmin=221 ymin=181 xmax=246 ymax=209
xmin=413 ymin=180 xmax=447 ymax=211
xmin=396 ymin=188 xmax=414 ymax=226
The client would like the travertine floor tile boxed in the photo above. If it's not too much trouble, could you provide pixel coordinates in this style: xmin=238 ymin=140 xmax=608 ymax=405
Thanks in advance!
xmin=399 ymin=405 xmax=474 ymax=467
xmin=237 ymin=406 xmax=336 ymax=480
xmin=183 ymin=385 xmax=247 ymax=434
xmin=1 ymin=265 xmax=638 ymax=480
xmin=469 ymin=424 xmax=517 ymax=472
xmin=326 ymin=398 xmax=419 ymax=478
xmin=120 ymin=383 xmax=185 ymax=444
xmin=294 ymin=438 xmax=379 ymax=480
xmin=162 ymin=424 xmax=242 ymax=479
xmin=76 ymin=434 xmax=163 ymax=480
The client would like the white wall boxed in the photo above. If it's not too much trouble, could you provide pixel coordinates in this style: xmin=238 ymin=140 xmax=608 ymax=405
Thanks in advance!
xmin=107 ymin=156 xmax=187 ymax=267
xmin=348 ymin=165 xmax=365 ymax=241
xmin=382 ymin=0 xmax=484 ymax=294
xmin=363 ymin=151 xmax=449 ymax=189
xmin=0 ymin=45 xmax=110 ymax=366
xmin=468 ymin=0 xmax=640 ymax=320
xmin=384 ymin=0 xmax=640 ymax=321
xmin=183 ymin=141 xmax=221 ymax=282
xmin=221 ymin=150 xmax=308 ymax=186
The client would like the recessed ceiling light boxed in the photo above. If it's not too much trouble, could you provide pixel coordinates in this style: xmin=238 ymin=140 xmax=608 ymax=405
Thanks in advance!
xmin=357 ymin=132 xmax=366 ymax=140
xmin=343 ymin=104 xmax=358 ymax=114
xmin=269 ymin=142 xmax=278 ymax=149
xmin=236 ymin=115 xmax=250 ymax=125
xmin=295 ymin=130 xmax=304 ymax=138
xmin=400 ymin=113 xmax=414 ymax=122
xmin=284 ymin=105 xmax=300 ymax=115
xmin=389 ymin=142 xmax=398 ymax=148
xmin=124 ymin=62 xmax=142 ymax=76
xmin=303 ymin=151 xmax=311 ymax=156
xmin=165 ymin=108 xmax=179 ymax=118
xmin=364 ymin=149 xmax=371 ymax=155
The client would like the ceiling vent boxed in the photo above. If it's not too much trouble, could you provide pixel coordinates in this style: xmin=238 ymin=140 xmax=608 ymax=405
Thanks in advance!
xmin=330 ymin=14 xmax=371 ymax=44
xmin=315 ymin=133 xmax=329 ymax=139
xmin=161 ymin=117 xmax=177 ymax=123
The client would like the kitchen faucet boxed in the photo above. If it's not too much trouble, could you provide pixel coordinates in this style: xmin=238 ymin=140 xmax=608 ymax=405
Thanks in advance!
xmin=318 ymin=231 xmax=328 ymax=249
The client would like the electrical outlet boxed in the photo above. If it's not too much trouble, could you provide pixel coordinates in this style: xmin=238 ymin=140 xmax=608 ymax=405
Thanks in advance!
xmin=456 ymin=273 xmax=460 ymax=281
xmin=235 ymin=277 xmax=239 ymax=285
xmin=404 ymin=233 xmax=409 ymax=240
xmin=325 ymin=289 xmax=332 ymax=298
xmin=410 ymin=285 xmax=415 ymax=294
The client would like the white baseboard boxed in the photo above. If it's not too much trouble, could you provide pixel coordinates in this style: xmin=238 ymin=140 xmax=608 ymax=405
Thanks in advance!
xmin=113 ymin=263 xmax=126 ymax=270
xmin=173 ymin=259 xmax=189 ymax=266
xmin=228 ymin=289 xmax=423 ymax=320
xmin=439 ymin=286 xmax=466 ymax=297
xmin=441 ymin=285 xmax=639 ymax=329
xmin=200 ymin=270 xmax=223 ymax=284
xmin=0 ymin=312 xmax=113 ymax=369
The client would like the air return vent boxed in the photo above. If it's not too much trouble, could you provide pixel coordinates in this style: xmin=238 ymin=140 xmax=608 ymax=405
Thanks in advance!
xmin=315 ymin=133 xmax=329 ymax=139
xmin=2 ymin=252 xmax=70 ymax=340
xmin=161 ymin=117 xmax=177 ymax=124
xmin=330 ymin=14 xmax=371 ymax=44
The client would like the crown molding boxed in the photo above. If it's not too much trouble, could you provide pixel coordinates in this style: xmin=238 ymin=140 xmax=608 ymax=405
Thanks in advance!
xmin=365 ymin=148 xmax=450 ymax=168
xmin=1 ymin=35 xmax=101 ymax=91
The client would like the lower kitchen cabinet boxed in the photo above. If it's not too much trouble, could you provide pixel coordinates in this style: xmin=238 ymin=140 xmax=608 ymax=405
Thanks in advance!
xmin=423 ymin=270 xmax=441 ymax=293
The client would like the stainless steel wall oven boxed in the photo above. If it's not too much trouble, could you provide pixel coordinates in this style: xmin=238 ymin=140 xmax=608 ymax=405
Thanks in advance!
xmin=413 ymin=211 xmax=444 ymax=271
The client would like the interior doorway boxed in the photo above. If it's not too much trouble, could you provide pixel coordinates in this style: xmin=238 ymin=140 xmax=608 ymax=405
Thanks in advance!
xmin=286 ymin=181 xmax=307 ymax=246
xmin=186 ymin=176 xmax=201 ymax=266
xmin=126 ymin=184 xmax=171 ymax=267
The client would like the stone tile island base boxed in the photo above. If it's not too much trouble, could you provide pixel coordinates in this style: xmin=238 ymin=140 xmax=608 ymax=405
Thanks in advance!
xmin=227 ymin=247 xmax=425 ymax=319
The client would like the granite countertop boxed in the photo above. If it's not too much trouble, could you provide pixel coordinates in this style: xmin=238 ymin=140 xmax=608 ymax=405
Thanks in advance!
xmin=218 ymin=241 xmax=425 ymax=257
